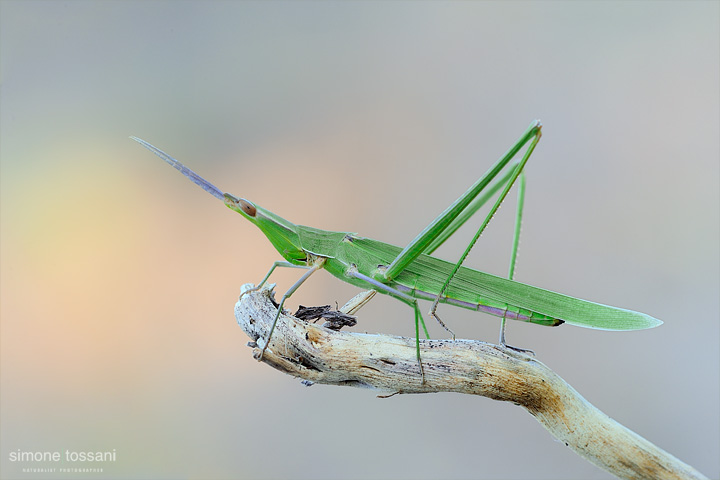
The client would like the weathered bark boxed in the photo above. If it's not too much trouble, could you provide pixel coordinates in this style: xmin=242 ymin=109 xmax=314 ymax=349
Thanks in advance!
xmin=235 ymin=285 xmax=707 ymax=480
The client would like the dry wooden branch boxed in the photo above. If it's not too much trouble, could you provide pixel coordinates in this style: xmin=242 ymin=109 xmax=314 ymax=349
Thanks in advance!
xmin=234 ymin=284 xmax=707 ymax=480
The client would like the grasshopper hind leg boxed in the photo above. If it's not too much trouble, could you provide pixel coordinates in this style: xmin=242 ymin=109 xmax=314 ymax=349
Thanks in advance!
xmin=498 ymin=314 xmax=535 ymax=356
xmin=497 ymin=171 xmax=535 ymax=357
xmin=429 ymin=309 xmax=456 ymax=340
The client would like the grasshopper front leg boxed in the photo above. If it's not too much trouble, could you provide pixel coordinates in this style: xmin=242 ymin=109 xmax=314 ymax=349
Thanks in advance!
xmin=249 ymin=258 xmax=326 ymax=361
xmin=240 ymin=260 xmax=310 ymax=301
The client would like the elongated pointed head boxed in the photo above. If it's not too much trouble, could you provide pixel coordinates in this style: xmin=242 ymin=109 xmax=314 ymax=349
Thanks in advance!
xmin=223 ymin=193 xmax=307 ymax=263
xmin=131 ymin=137 xmax=307 ymax=263
xmin=131 ymin=136 xmax=261 ymax=221
xmin=130 ymin=137 xmax=225 ymax=201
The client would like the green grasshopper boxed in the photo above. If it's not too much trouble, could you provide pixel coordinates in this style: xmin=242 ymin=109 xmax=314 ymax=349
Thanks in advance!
xmin=132 ymin=120 xmax=661 ymax=377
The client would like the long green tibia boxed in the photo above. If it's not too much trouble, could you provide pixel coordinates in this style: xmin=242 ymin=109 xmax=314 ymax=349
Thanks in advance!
xmin=508 ymin=172 xmax=526 ymax=281
xmin=434 ymin=128 xmax=541 ymax=306
xmin=499 ymin=171 xmax=526 ymax=344
xmin=423 ymin=166 xmax=518 ymax=255
xmin=380 ymin=121 xmax=542 ymax=283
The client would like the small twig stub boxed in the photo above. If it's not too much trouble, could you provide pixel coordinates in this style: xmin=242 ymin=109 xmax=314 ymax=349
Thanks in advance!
xmin=294 ymin=305 xmax=357 ymax=331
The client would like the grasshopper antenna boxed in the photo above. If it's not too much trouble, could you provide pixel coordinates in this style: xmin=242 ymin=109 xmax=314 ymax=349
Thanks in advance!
xmin=130 ymin=136 xmax=225 ymax=201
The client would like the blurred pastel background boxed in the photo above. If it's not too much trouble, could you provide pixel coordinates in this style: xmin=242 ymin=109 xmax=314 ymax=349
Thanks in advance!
xmin=1 ymin=2 xmax=718 ymax=479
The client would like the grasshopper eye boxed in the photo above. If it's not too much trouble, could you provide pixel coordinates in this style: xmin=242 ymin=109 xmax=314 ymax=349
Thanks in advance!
xmin=238 ymin=199 xmax=257 ymax=217
xmin=224 ymin=193 xmax=257 ymax=217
